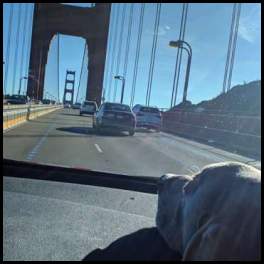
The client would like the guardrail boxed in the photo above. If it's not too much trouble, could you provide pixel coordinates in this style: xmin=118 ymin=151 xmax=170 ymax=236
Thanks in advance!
xmin=3 ymin=104 xmax=62 ymax=131
xmin=162 ymin=111 xmax=261 ymax=158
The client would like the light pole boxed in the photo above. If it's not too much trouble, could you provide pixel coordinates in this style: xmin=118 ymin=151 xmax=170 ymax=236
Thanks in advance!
xmin=114 ymin=75 xmax=125 ymax=104
xmin=169 ymin=40 xmax=192 ymax=103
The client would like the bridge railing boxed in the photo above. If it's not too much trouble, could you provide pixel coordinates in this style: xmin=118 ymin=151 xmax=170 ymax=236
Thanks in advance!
xmin=3 ymin=104 xmax=62 ymax=131
xmin=162 ymin=110 xmax=261 ymax=158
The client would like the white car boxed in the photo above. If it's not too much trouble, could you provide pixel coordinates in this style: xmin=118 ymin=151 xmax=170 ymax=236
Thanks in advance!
xmin=132 ymin=104 xmax=162 ymax=132
xmin=80 ymin=100 xmax=98 ymax=115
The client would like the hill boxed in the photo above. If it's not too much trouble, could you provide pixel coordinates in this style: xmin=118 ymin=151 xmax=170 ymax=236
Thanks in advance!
xmin=169 ymin=80 xmax=261 ymax=115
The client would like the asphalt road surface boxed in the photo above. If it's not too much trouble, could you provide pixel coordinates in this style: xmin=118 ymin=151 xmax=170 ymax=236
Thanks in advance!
xmin=3 ymin=108 xmax=261 ymax=177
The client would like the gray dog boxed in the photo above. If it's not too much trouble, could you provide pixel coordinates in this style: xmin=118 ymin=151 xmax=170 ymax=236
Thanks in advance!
xmin=156 ymin=162 xmax=261 ymax=261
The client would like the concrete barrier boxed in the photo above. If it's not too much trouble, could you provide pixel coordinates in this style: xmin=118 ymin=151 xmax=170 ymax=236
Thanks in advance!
xmin=162 ymin=111 xmax=261 ymax=157
xmin=3 ymin=104 xmax=62 ymax=131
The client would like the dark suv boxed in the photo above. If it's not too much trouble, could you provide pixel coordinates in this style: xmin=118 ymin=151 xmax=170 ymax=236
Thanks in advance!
xmin=93 ymin=102 xmax=136 ymax=135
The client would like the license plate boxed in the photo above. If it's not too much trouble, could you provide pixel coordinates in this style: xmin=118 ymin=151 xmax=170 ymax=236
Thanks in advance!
xmin=116 ymin=115 xmax=124 ymax=119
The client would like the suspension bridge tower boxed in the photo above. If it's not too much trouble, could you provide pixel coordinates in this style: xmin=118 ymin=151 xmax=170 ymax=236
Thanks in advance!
xmin=63 ymin=70 xmax=75 ymax=106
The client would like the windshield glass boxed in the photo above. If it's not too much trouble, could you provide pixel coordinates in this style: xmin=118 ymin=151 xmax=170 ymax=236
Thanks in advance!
xmin=105 ymin=103 xmax=131 ymax=112
xmin=3 ymin=3 xmax=261 ymax=176
xmin=84 ymin=102 xmax=95 ymax=107
xmin=140 ymin=107 xmax=160 ymax=113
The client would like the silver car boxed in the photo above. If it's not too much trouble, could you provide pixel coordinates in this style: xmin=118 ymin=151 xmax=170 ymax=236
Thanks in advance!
xmin=132 ymin=104 xmax=162 ymax=132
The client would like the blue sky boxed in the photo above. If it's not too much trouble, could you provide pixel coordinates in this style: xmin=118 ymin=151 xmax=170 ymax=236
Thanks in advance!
xmin=3 ymin=3 xmax=261 ymax=108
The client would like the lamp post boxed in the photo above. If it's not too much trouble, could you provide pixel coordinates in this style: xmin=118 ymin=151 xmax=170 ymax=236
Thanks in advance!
xmin=114 ymin=75 xmax=125 ymax=104
xmin=169 ymin=40 xmax=192 ymax=103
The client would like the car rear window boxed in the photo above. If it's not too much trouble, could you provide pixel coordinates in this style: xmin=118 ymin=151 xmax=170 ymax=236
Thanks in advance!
xmin=140 ymin=107 xmax=160 ymax=113
xmin=84 ymin=102 xmax=95 ymax=107
xmin=105 ymin=104 xmax=131 ymax=112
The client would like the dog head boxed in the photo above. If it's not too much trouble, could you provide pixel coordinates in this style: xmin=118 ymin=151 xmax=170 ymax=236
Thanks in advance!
xmin=156 ymin=162 xmax=261 ymax=259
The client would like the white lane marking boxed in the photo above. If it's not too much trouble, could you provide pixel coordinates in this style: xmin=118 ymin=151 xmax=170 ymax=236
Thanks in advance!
xmin=26 ymin=125 xmax=55 ymax=161
xmin=94 ymin=143 xmax=103 ymax=153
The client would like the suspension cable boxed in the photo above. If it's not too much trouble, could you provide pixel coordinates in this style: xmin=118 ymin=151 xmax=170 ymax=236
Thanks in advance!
xmin=76 ymin=42 xmax=86 ymax=103
xmin=123 ymin=4 xmax=134 ymax=80
xmin=113 ymin=4 xmax=126 ymax=102
xmin=173 ymin=3 xmax=188 ymax=106
xmin=227 ymin=3 xmax=241 ymax=92
xmin=108 ymin=4 xmax=120 ymax=101
xmin=146 ymin=3 xmax=162 ymax=106
xmin=104 ymin=4 xmax=114 ymax=101
xmin=170 ymin=3 xmax=185 ymax=108
xmin=23 ymin=4 xmax=34 ymax=95
xmin=57 ymin=33 xmax=60 ymax=102
xmin=222 ymin=3 xmax=237 ymax=94
xmin=19 ymin=4 xmax=28 ymax=93
xmin=11 ymin=4 xmax=22 ymax=95
xmin=4 ymin=4 xmax=14 ymax=96
xmin=130 ymin=3 xmax=145 ymax=107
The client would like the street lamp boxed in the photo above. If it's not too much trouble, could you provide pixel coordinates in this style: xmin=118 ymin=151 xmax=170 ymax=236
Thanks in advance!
xmin=169 ymin=40 xmax=192 ymax=103
xmin=114 ymin=75 xmax=125 ymax=104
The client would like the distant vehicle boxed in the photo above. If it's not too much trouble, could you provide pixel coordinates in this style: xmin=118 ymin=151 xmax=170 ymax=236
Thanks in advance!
xmin=93 ymin=102 xmax=136 ymax=136
xmin=132 ymin=105 xmax=162 ymax=132
xmin=3 ymin=95 xmax=28 ymax=105
xmin=63 ymin=103 xmax=71 ymax=108
xmin=80 ymin=100 xmax=98 ymax=115
xmin=72 ymin=102 xmax=81 ymax=109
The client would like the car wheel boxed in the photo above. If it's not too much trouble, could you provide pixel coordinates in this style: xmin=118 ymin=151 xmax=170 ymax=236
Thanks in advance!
xmin=129 ymin=129 xmax=135 ymax=136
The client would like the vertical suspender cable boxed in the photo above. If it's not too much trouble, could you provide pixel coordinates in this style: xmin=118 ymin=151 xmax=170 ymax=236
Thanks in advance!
xmin=57 ymin=33 xmax=60 ymax=102
xmin=222 ymin=3 xmax=237 ymax=94
xmin=4 ymin=4 xmax=14 ymax=95
xmin=123 ymin=4 xmax=134 ymax=80
xmin=104 ymin=4 xmax=114 ymax=100
xmin=130 ymin=3 xmax=145 ymax=107
xmin=227 ymin=3 xmax=241 ymax=92
xmin=146 ymin=3 xmax=161 ymax=106
xmin=76 ymin=43 xmax=86 ymax=103
xmin=19 ymin=4 xmax=28 ymax=87
xmin=113 ymin=4 xmax=126 ymax=102
xmin=108 ymin=4 xmax=120 ymax=101
xmin=11 ymin=4 xmax=22 ymax=95
xmin=23 ymin=4 xmax=34 ymax=95
xmin=170 ymin=3 xmax=185 ymax=108
xmin=173 ymin=3 xmax=188 ymax=106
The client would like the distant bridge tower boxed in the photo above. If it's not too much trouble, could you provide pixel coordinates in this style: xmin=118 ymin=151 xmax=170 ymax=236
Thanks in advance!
xmin=63 ymin=70 xmax=75 ymax=105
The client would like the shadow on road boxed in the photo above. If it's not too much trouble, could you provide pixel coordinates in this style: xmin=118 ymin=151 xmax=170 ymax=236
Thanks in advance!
xmin=56 ymin=126 xmax=129 ymax=137
xmin=82 ymin=227 xmax=182 ymax=261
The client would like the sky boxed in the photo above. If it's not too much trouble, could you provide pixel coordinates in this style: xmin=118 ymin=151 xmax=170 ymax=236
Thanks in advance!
xmin=3 ymin=3 xmax=261 ymax=108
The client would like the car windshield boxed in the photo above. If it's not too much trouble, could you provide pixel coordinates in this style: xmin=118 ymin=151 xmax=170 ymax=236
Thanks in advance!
xmin=3 ymin=2 xmax=261 ymax=176
xmin=104 ymin=103 xmax=131 ymax=112
xmin=3 ymin=2 xmax=261 ymax=261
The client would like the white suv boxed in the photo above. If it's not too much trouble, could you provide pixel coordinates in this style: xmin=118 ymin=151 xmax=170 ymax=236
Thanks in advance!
xmin=80 ymin=100 xmax=98 ymax=115
xmin=132 ymin=104 xmax=162 ymax=132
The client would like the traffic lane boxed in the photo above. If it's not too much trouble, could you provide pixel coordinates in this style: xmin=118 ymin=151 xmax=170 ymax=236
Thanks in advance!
xmin=3 ymin=110 xmax=63 ymax=161
xmin=28 ymin=109 xmax=259 ymax=177
xmin=3 ymin=108 xmax=260 ymax=178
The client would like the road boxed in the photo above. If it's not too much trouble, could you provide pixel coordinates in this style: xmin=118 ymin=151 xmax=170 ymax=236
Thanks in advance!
xmin=3 ymin=108 xmax=261 ymax=177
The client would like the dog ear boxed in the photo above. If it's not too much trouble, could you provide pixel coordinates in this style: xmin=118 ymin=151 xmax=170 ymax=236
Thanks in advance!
xmin=182 ymin=218 xmax=231 ymax=260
